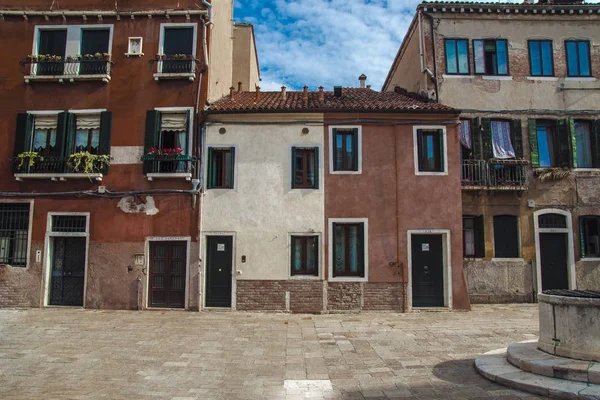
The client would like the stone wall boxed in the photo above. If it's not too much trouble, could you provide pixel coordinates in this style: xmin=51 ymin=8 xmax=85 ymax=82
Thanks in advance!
xmin=464 ymin=260 xmax=534 ymax=304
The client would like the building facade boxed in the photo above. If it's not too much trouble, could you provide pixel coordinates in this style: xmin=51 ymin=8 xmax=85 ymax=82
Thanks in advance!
xmin=203 ymin=86 xmax=470 ymax=312
xmin=0 ymin=0 xmax=259 ymax=309
xmin=383 ymin=0 xmax=600 ymax=303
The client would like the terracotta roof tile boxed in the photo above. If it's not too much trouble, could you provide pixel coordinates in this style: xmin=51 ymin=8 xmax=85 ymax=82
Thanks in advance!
xmin=206 ymin=88 xmax=457 ymax=114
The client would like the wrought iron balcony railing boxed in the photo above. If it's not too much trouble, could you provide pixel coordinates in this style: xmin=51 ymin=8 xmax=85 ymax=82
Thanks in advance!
xmin=152 ymin=55 xmax=199 ymax=81
xmin=12 ymin=156 xmax=109 ymax=176
xmin=461 ymin=159 xmax=528 ymax=190
xmin=20 ymin=58 xmax=113 ymax=83
xmin=142 ymin=155 xmax=194 ymax=176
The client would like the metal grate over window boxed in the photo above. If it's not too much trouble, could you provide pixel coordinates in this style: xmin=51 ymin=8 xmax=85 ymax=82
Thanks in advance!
xmin=52 ymin=216 xmax=87 ymax=233
xmin=0 ymin=203 xmax=31 ymax=267
xmin=539 ymin=214 xmax=567 ymax=229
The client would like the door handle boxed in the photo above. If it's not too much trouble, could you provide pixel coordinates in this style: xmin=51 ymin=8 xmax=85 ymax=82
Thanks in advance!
xmin=424 ymin=266 xmax=429 ymax=274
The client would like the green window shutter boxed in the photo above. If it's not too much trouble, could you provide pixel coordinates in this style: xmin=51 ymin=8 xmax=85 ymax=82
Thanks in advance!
xmin=291 ymin=146 xmax=297 ymax=189
xmin=417 ymin=129 xmax=424 ymax=171
xmin=14 ymin=113 xmax=33 ymax=156
xmin=475 ymin=215 xmax=485 ymax=258
xmin=592 ymin=120 xmax=600 ymax=168
xmin=206 ymin=147 xmax=214 ymax=189
xmin=332 ymin=128 xmax=338 ymax=170
xmin=568 ymin=119 xmax=577 ymax=168
xmin=64 ymin=112 xmax=77 ymax=157
xmin=510 ymin=119 xmax=523 ymax=158
xmin=228 ymin=147 xmax=235 ymax=189
xmin=185 ymin=109 xmax=191 ymax=155
xmin=55 ymin=112 xmax=67 ymax=159
xmin=579 ymin=216 xmax=586 ymax=257
xmin=313 ymin=146 xmax=319 ymax=189
xmin=528 ymin=118 xmax=539 ymax=168
xmin=351 ymin=128 xmax=359 ymax=171
xmin=358 ymin=223 xmax=365 ymax=277
xmin=144 ymin=110 xmax=160 ymax=174
xmin=556 ymin=119 xmax=571 ymax=168
xmin=438 ymin=129 xmax=445 ymax=171
xmin=470 ymin=118 xmax=481 ymax=159
xmin=480 ymin=118 xmax=493 ymax=160
xmin=98 ymin=111 xmax=113 ymax=173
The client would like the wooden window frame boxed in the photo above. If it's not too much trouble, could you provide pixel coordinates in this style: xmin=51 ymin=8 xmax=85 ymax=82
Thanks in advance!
xmin=333 ymin=130 xmax=357 ymax=172
xmin=207 ymin=147 xmax=235 ymax=189
xmin=493 ymin=215 xmax=520 ymax=259
xmin=463 ymin=215 xmax=484 ymax=259
xmin=580 ymin=216 xmax=600 ymax=258
xmin=74 ymin=128 xmax=100 ymax=154
xmin=565 ymin=40 xmax=592 ymax=78
xmin=473 ymin=39 xmax=510 ymax=76
xmin=528 ymin=40 xmax=554 ymax=77
xmin=332 ymin=223 xmax=365 ymax=278
xmin=290 ymin=235 xmax=319 ymax=276
xmin=292 ymin=147 xmax=319 ymax=189
xmin=444 ymin=38 xmax=470 ymax=75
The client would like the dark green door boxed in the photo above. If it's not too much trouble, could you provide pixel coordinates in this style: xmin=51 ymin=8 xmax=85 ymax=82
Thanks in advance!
xmin=49 ymin=237 xmax=86 ymax=306
xmin=205 ymin=236 xmax=233 ymax=307
xmin=411 ymin=234 xmax=444 ymax=307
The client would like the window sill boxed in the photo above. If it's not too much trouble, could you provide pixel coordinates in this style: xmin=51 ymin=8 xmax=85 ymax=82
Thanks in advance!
xmin=153 ymin=72 xmax=195 ymax=82
xmin=527 ymin=76 xmax=558 ymax=81
xmin=125 ymin=53 xmax=144 ymax=57
xmin=491 ymin=258 xmax=524 ymax=262
xmin=442 ymin=74 xmax=474 ymax=79
xmin=564 ymin=77 xmax=596 ymax=82
xmin=415 ymin=171 xmax=448 ymax=176
xmin=581 ymin=258 xmax=600 ymax=262
xmin=330 ymin=170 xmax=361 ymax=175
xmin=464 ymin=258 xmax=484 ymax=261
xmin=289 ymin=188 xmax=320 ymax=193
xmin=574 ymin=168 xmax=600 ymax=172
xmin=146 ymin=173 xmax=192 ymax=181
xmin=14 ymin=173 xmax=103 ymax=182
xmin=328 ymin=276 xmax=368 ymax=283
xmin=24 ymin=74 xmax=111 ymax=84
xmin=289 ymin=275 xmax=321 ymax=280
xmin=481 ymin=75 xmax=512 ymax=81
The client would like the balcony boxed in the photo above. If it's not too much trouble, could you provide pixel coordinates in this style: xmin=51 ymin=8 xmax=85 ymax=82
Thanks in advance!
xmin=152 ymin=55 xmax=198 ymax=82
xmin=21 ymin=56 xmax=113 ymax=83
xmin=461 ymin=159 xmax=528 ymax=191
xmin=12 ymin=156 xmax=107 ymax=182
xmin=142 ymin=155 xmax=194 ymax=181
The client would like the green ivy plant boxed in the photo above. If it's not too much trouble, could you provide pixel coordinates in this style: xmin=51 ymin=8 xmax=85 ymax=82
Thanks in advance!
xmin=67 ymin=152 xmax=111 ymax=175
xmin=15 ymin=151 xmax=43 ymax=170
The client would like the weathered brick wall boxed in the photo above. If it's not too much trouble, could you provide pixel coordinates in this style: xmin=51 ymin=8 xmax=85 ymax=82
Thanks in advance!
xmin=0 ymin=242 xmax=43 ymax=308
xmin=288 ymin=281 xmax=323 ymax=314
xmin=236 ymin=280 xmax=323 ymax=313
xmin=327 ymin=282 xmax=362 ymax=311
xmin=362 ymin=282 xmax=404 ymax=311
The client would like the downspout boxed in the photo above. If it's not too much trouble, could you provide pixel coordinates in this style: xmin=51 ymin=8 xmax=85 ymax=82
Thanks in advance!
xmin=200 ymin=0 xmax=213 ymax=24
xmin=422 ymin=11 xmax=439 ymax=103
xmin=395 ymin=127 xmax=406 ymax=313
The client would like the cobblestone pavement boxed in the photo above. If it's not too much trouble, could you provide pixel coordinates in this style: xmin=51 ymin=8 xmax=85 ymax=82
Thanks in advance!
xmin=0 ymin=304 xmax=548 ymax=400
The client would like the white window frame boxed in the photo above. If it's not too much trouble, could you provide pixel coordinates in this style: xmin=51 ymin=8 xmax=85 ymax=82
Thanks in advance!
xmin=413 ymin=125 xmax=448 ymax=176
xmin=289 ymin=144 xmax=322 ymax=192
xmin=31 ymin=24 xmax=114 ymax=76
xmin=328 ymin=125 xmax=362 ymax=175
xmin=328 ymin=218 xmax=368 ymax=282
xmin=126 ymin=37 xmax=144 ymax=57
xmin=288 ymin=232 xmax=322 ymax=280
xmin=43 ymin=212 xmax=90 ymax=308
xmin=157 ymin=23 xmax=198 ymax=73
xmin=204 ymin=144 xmax=237 ymax=191
xmin=0 ymin=200 xmax=34 ymax=269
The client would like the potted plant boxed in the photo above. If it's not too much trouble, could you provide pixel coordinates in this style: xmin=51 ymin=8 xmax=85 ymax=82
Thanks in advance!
xmin=67 ymin=151 xmax=111 ymax=175
xmin=14 ymin=151 xmax=43 ymax=171
xmin=37 ymin=54 xmax=47 ymax=62
xmin=26 ymin=54 xmax=37 ymax=62
xmin=66 ymin=55 xmax=74 ymax=62
xmin=102 ymin=53 xmax=111 ymax=61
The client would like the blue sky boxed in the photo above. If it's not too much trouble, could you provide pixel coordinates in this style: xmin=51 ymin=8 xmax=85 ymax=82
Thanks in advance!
xmin=233 ymin=0 xmax=599 ymax=92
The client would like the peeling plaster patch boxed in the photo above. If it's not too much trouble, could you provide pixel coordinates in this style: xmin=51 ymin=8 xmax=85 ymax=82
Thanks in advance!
xmin=118 ymin=196 xmax=159 ymax=215
xmin=110 ymin=146 xmax=144 ymax=164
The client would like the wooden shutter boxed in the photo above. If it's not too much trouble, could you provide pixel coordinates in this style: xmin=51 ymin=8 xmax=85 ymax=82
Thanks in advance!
xmin=351 ymin=128 xmax=359 ymax=171
xmin=510 ymin=119 xmax=523 ymax=158
xmin=493 ymin=215 xmax=519 ymax=258
xmin=228 ymin=147 xmax=235 ymax=189
xmin=357 ymin=223 xmax=365 ymax=277
xmin=438 ymin=129 xmax=445 ymax=171
xmin=591 ymin=120 xmax=600 ymax=168
xmin=313 ymin=146 xmax=319 ymax=189
xmin=475 ymin=215 xmax=485 ymax=258
xmin=55 ymin=112 xmax=67 ymax=159
xmin=417 ymin=129 xmax=424 ymax=171
xmin=291 ymin=146 xmax=297 ymax=189
xmin=206 ymin=147 xmax=214 ymax=189
xmin=568 ymin=119 xmax=577 ymax=168
xmin=98 ymin=112 xmax=112 ymax=156
xmin=556 ymin=119 xmax=571 ymax=168
xmin=144 ymin=110 xmax=160 ymax=174
xmin=579 ymin=216 xmax=586 ymax=257
xmin=470 ymin=118 xmax=482 ymax=159
xmin=528 ymin=118 xmax=539 ymax=168
xmin=14 ymin=113 xmax=33 ymax=156
xmin=64 ymin=113 xmax=77 ymax=157
xmin=185 ymin=109 xmax=192 ymax=155
xmin=480 ymin=118 xmax=493 ymax=160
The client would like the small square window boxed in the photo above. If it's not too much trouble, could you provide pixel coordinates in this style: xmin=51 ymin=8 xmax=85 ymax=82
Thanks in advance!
xmin=207 ymin=147 xmax=235 ymax=189
xmin=565 ymin=40 xmax=591 ymax=77
xmin=292 ymin=147 xmax=319 ymax=189
xmin=416 ymin=129 xmax=445 ymax=173
xmin=291 ymin=236 xmax=318 ymax=276
xmin=127 ymin=37 xmax=143 ymax=55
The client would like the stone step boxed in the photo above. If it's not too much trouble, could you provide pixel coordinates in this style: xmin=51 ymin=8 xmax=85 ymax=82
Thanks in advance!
xmin=475 ymin=348 xmax=600 ymax=400
xmin=507 ymin=340 xmax=600 ymax=385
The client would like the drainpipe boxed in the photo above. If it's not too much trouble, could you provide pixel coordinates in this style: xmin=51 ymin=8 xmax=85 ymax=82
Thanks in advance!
xmin=394 ymin=127 xmax=407 ymax=313
xmin=200 ymin=0 xmax=213 ymax=24
xmin=422 ymin=11 xmax=439 ymax=103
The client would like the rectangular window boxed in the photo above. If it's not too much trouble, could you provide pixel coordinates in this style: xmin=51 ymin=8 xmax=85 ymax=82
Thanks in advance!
xmin=445 ymin=39 xmax=469 ymax=75
xmin=0 ymin=203 xmax=31 ymax=267
xmin=162 ymin=26 xmax=195 ymax=73
xmin=31 ymin=114 xmax=59 ymax=157
xmin=37 ymin=29 xmax=67 ymax=75
xmin=463 ymin=216 xmax=484 ymax=258
xmin=143 ymin=110 xmax=191 ymax=175
xmin=333 ymin=128 xmax=359 ymax=172
xmin=291 ymin=236 xmax=318 ymax=276
xmin=417 ymin=129 xmax=444 ymax=172
xmin=473 ymin=39 xmax=509 ymax=75
xmin=74 ymin=114 xmax=101 ymax=154
xmin=207 ymin=147 xmax=235 ymax=189
xmin=332 ymin=223 xmax=365 ymax=278
xmin=575 ymin=120 xmax=593 ymax=168
xmin=580 ymin=216 xmax=600 ymax=257
xmin=80 ymin=29 xmax=110 ymax=75
xmin=537 ymin=121 xmax=557 ymax=167
xmin=566 ymin=40 xmax=591 ymax=77
xmin=528 ymin=40 xmax=554 ymax=77
xmin=493 ymin=215 xmax=519 ymax=258
xmin=292 ymin=147 xmax=319 ymax=189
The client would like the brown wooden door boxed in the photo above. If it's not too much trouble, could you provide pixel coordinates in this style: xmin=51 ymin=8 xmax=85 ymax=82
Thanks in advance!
xmin=149 ymin=241 xmax=186 ymax=308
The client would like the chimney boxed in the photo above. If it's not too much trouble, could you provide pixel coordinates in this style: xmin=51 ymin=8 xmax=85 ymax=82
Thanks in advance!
xmin=358 ymin=74 xmax=367 ymax=88
xmin=303 ymin=86 xmax=308 ymax=101
xmin=366 ymin=85 xmax=371 ymax=90
xmin=237 ymin=81 xmax=243 ymax=92
xmin=255 ymin=86 xmax=261 ymax=102
xmin=334 ymin=86 xmax=342 ymax=98
xmin=281 ymin=86 xmax=287 ymax=101
xmin=318 ymin=86 xmax=324 ymax=102
xmin=229 ymin=86 xmax=235 ymax=99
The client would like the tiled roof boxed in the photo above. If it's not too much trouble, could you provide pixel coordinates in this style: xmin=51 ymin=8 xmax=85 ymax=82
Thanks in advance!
xmin=206 ymin=88 xmax=457 ymax=114
xmin=420 ymin=1 xmax=600 ymax=13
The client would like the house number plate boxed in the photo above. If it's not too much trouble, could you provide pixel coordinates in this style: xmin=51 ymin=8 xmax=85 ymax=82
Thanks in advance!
xmin=217 ymin=244 xmax=225 ymax=251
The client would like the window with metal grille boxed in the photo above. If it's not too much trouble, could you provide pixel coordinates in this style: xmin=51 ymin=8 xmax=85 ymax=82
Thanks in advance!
xmin=52 ymin=216 xmax=87 ymax=233
xmin=0 ymin=203 xmax=31 ymax=267
xmin=539 ymin=214 xmax=567 ymax=229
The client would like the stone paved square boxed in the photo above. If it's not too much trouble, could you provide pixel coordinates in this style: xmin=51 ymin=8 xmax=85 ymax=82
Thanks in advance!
xmin=0 ymin=305 xmax=548 ymax=399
